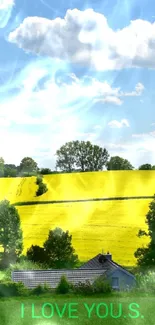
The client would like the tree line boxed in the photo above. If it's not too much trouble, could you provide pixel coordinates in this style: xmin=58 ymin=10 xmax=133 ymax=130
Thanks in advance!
xmin=0 ymin=141 xmax=155 ymax=177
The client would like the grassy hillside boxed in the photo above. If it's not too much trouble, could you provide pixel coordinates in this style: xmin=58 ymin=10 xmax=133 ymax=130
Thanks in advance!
xmin=0 ymin=170 xmax=154 ymax=265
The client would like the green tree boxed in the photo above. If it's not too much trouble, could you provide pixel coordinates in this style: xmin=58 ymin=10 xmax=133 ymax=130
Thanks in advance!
xmin=134 ymin=195 xmax=155 ymax=267
xmin=106 ymin=156 xmax=134 ymax=170
xmin=40 ymin=168 xmax=52 ymax=175
xmin=0 ymin=157 xmax=4 ymax=177
xmin=26 ymin=245 xmax=47 ymax=264
xmin=0 ymin=200 xmax=23 ymax=267
xmin=138 ymin=164 xmax=152 ymax=170
xmin=55 ymin=141 xmax=109 ymax=172
xmin=4 ymin=165 xmax=17 ymax=177
xmin=43 ymin=227 xmax=79 ymax=268
xmin=19 ymin=157 xmax=38 ymax=175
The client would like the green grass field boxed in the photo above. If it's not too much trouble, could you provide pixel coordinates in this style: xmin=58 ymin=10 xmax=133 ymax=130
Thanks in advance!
xmin=0 ymin=294 xmax=154 ymax=325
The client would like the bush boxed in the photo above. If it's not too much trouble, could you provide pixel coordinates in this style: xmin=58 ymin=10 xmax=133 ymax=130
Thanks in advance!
xmin=135 ymin=271 xmax=155 ymax=293
xmin=56 ymin=276 xmax=70 ymax=294
xmin=36 ymin=175 xmax=43 ymax=185
xmin=31 ymin=283 xmax=51 ymax=295
xmin=72 ymin=280 xmax=94 ymax=295
xmin=92 ymin=276 xmax=112 ymax=293
xmin=0 ymin=281 xmax=29 ymax=297
xmin=36 ymin=183 xmax=48 ymax=196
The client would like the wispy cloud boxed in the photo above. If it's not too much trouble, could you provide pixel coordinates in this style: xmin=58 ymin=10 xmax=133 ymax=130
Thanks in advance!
xmin=108 ymin=119 xmax=130 ymax=128
xmin=0 ymin=0 xmax=14 ymax=28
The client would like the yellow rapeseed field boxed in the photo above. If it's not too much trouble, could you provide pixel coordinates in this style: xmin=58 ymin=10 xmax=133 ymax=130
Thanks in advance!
xmin=0 ymin=170 xmax=154 ymax=265
xmin=1 ymin=170 xmax=155 ymax=203
xmin=17 ymin=199 xmax=150 ymax=266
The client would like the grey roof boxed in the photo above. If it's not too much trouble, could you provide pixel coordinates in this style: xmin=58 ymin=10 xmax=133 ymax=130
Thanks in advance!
xmin=12 ymin=269 xmax=106 ymax=289
xmin=79 ymin=254 xmax=113 ymax=271
xmin=79 ymin=254 xmax=135 ymax=278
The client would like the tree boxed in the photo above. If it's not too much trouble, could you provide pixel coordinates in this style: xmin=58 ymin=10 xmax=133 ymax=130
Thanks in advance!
xmin=19 ymin=157 xmax=38 ymax=175
xmin=138 ymin=164 xmax=152 ymax=170
xmin=106 ymin=156 xmax=134 ymax=170
xmin=4 ymin=165 xmax=17 ymax=177
xmin=43 ymin=227 xmax=79 ymax=268
xmin=55 ymin=141 xmax=109 ymax=172
xmin=40 ymin=168 xmax=52 ymax=175
xmin=0 ymin=200 xmax=23 ymax=267
xmin=134 ymin=195 xmax=155 ymax=267
xmin=27 ymin=245 xmax=47 ymax=264
xmin=0 ymin=157 xmax=4 ymax=177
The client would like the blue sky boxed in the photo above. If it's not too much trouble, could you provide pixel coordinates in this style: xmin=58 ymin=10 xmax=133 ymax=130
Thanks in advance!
xmin=0 ymin=0 xmax=155 ymax=169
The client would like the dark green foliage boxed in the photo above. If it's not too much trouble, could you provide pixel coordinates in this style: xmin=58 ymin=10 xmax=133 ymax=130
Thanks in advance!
xmin=56 ymin=275 xmax=70 ymax=294
xmin=134 ymin=194 xmax=155 ymax=266
xmin=72 ymin=280 xmax=94 ymax=295
xmin=0 ymin=200 xmax=23 ymax=268
xmin=72 ymin=278 xmax=112 ymax=295
xmin=19 ymin=157 xmax=38 ymax=174
xmin=36 ymin=175 xmax=43 ymax=185
xmin=106 ymin=156 xmax=134 ymax=170
xmin=43 ymin=227 xmax=79 ymax=268
xmin=4 ymin=166 xmax=17 ymax=177
xmin=0 ymin=157 xmax=4 ymax=177
xmin=36 ymin=174 xmax=48 ymax=196
xmin=36 ymin=182 xmax=48 ymax=196
xmin=55 ymin=140 xmax=109 ymax=172
xmin=30 ymin=283 xmax=51 ymax=295
xmin=40 ymin=168 xmax=52 ymax=174
xmin=92 ymin=276 xmax=112 ymax=293
xmin=26 ymin=245 xmax=47 ymax=264
xmin=139 ymin=164 xmax=152 ymax=170
xmin=0 ymin=281 xmax=28 ymax=297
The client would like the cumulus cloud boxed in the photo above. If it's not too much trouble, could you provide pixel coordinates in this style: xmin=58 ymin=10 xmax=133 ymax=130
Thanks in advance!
xmin=108 ymin=119 xmax=130 ymax=128
xmin=7 ymin=8 xmax=155 ymax=70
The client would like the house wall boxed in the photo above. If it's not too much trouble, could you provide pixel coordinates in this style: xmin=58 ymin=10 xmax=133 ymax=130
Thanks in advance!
xmin=107 ymin=269 xmax=136 ymax=290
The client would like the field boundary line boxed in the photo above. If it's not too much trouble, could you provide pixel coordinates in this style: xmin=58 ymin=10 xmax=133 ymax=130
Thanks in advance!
xmin=13 ymin=195 xmax=155 ymax=206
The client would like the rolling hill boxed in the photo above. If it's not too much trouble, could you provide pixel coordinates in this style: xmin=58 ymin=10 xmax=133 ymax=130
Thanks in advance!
xmin=0 ymin=170 xmax=154 ymax=265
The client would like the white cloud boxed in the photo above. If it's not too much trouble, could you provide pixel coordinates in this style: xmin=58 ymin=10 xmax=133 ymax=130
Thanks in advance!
xmin=106 ymin=135 xmax=155 ymax=168
xmin=0 ymin=0 xmax=14 ymax=10
xmin=8 ymin=8 xmax=155 ymax=70
xmin=95 ymin=96 xmax=123 ymax=105
xmin=0 ymin=57 xmax=145 ymax=167
xmin=108 ymin=119 xmax=130 ymax=128
xmin=121 ymin=83 xmax=144 ymax=97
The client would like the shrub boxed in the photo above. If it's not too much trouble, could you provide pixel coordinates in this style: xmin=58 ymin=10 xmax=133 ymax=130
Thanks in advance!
xmin=56 ymin=276 xmax=70 ymax=294
xmin=36 ymin=175 xmax=43 ymax=185
xmin=31 ymin=283 xmax=51 ymax=295
xmin=0 ymin=281 xmax=29 ymax=297
xmin=36 ymin=183 xmax=48 ymax=196
xmin=135 ymin=271 xmax=155 ymax=293
xmin=92 ymin=276 xmax=112 ymax=293
xmin=72 ymin=280 xmax=94 ymax=295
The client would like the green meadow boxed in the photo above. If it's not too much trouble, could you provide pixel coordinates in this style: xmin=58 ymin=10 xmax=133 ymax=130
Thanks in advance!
xmin=0 ymin=294 xmax=153 ymax=325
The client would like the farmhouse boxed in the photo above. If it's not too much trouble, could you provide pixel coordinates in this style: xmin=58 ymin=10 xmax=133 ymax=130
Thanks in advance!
xmin=12 ymin=252 xmax=136 ymax=291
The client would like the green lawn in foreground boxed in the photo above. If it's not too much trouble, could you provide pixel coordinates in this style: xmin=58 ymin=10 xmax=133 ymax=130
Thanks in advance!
xmin=0 ymin=294 xmax=153 ymax=325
